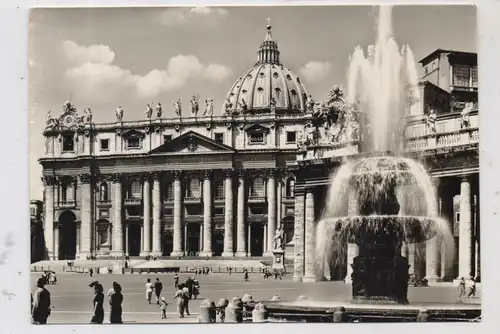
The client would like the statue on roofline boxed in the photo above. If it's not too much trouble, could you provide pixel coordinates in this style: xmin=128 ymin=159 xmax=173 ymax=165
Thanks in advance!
xmin=156 ymin=102 xmax=162 ymax=118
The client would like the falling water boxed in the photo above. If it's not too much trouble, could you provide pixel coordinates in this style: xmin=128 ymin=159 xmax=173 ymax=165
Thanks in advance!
xmin=346 ymin=6 xmax=421 ymax=153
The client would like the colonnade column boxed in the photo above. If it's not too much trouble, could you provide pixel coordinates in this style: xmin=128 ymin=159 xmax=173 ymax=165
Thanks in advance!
xmin=200 ymin=170 xmax=213 ymax=257
xmin=79 ymin=173 xmax=93 ymax=259
xmin=140 ymin=175 xmax=151 ymax=256
xmin=426 ymin=178 xmax=441 ymax=283
xmin=222 ymin=170 xmax=234 ymax=257
xmin=43 ymin=176 xmax=56 ymax=260
xmin=171 ymin=171 xmax=184 ymax=257
xmin=440 ymin=184 xmax=454 ymax=280
xmin=235 ymin=170 xmax=247 ymax=257
xmin=345 ymin=190 xmax=359 ymax=284
xmin=456 ymin=176 xmax=473 ymax=280
xmin=152 ymin=172 xmax=162 ymax=256
xmin=53 ymin=223 xmax=60 ymax=260
xmin=264 ymin=169 xmax=277 ymax=257
xmin=292 ymin=190 xmax=305 ymax=282
xmin=303 ymin=189 xmax=316 ymax=282
xmin=111 ymin=174 xmax=124 ymax=257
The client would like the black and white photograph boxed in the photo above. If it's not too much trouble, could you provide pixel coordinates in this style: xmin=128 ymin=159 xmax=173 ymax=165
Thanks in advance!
xmin=28 ymin=4 xmax=481 ymax=324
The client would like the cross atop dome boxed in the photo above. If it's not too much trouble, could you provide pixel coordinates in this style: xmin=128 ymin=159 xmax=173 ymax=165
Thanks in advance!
xmin=264 ymin=17 xmax=273 ymax=41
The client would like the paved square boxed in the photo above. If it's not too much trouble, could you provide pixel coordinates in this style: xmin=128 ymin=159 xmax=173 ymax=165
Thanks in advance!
xmin=31 ymin=272 xmax=481 ymax=324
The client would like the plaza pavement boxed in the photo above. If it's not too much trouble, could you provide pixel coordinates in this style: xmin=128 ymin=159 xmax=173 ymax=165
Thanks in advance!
xmin=31 ymin=272 xmax=481 ymax=324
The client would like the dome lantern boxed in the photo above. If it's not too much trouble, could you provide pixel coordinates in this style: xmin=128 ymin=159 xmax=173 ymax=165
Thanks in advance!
xmin=256 ymin=19 xmax=281 ymax=66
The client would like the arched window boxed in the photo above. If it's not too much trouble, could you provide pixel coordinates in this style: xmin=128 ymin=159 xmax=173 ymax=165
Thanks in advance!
xmin=290 ymin=89 xmax=298 ymax=106
xmin=256 ymin=87 xmax=265 ymax=106
xmin=99 ymin=182 xmax=108 ymax=201
xmin=285 ymin=178 xmax=295 ymax=198
xmin=275 ymin=88 xmax=282 ymax=102
xmin=130 ymin=180 xmax=141 ymax=199
xmin=186 ymin=177 xmax=201 ymax=198
xmin=250 ymin=176 xmax=265 ymax=197
xmin=214 ymin=180 xmax=224 ymax=199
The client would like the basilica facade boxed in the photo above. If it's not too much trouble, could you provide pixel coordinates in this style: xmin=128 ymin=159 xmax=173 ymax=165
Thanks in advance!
xmin=38 ymin=24 xmax=479 ymax=283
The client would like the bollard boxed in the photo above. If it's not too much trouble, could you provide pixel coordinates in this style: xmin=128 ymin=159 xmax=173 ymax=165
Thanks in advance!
xmin=333 ymin=306 xmax=347 ymax=323
xmin=297 ymin=295 xmax=308 ymax=301
xmin=198 ymin=299 xmax=217 ymax=323
xmin=252 ymin=302 xmax=268 ymax=323
xmin=241 ymin=293 xmax=254 ymax=318
xmin=225 ymin=297 xmax=243 ymax=323
xmin=270 ymin=295 xmax=280 ymax=302
xmin=416 ymin=308 xmax=430 ymax=322
xmin=216 ymin=298 xmax=229 ymax=323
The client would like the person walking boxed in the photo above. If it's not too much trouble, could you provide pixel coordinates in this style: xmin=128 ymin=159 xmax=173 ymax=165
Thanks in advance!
xmin=467 ymin=277 xmax=477 ymax=299
xmin=457 ymin=277 xmax=466 ymax=301
xmin=159 ymin=296 xmax=168 ymax=319
xmin=154 ymin=278 xmax=163 ymax=304
xmin=89 ymin=268 xmax=93 ymax=277
xmin=185 ymin=276 xmax=194 ymax=300
xmin=174 ymin=285 xmax=186 ymax=318
xmin=109 ymin=282 xmax=123 ymax=324
xmin=182 ymin=284 xmax=191 ymax=315
xmin=89 ymin=282 xmax=105 ymax=324
xmin=244 ymin=269 xmax=249 ymax=281
xmin=145 ymin=278 xmax=154 ymax=304
xmin=32 ymin=278 xmax=51 ymax=324
xmin=173 ymin=273 xmax=179 ymax=288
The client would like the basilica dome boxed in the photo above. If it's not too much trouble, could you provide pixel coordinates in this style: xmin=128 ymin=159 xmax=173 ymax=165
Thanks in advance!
xmin=222 ymin=24 xmax=309 ymax=115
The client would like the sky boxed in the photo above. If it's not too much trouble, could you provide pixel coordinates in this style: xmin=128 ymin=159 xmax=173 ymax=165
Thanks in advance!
xmin=29 ymin=5 xmax=477 ymax=200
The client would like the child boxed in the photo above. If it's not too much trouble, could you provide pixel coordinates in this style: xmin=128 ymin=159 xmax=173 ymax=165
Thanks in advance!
xmin=159 ymin=296 xmax=168 ymax=319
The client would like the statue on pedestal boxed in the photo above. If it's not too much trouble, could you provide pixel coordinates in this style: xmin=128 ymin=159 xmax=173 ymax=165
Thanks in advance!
xmin=145 ymin=104 xmax=153 ymax=119
xmin=190 ymin=95 xmax=199 ymax=117
xmin=155 ymin=103 xmax=162 ymax=118
xmin=84 ymin=107 xmax=92 ymax=124
xmin=274 ymin=225 xmax=285 ymax=250
xmin=203 ymin=99 xmax=214 ymax=116
xmin=173 ymin=99 xmax=182 ymax=118
xmin=270 ymin=97 xmax=277 ymax=113
xmin=115 ymin=106 xmax=124 ymax=122
xmin=223 ymin=97 xmax=233 ymax=115
xmin=45 ymin=110 xmax=58 ymax=130
xmin=426 ymin=109 xmax=437 ymax=134
xmin=460 ymin=102 xmax=473 ymax=129
xmin=306 ymin=94 xmax=315 ymax=113
xmin=238 ymin=99 xmax=248 ymax=114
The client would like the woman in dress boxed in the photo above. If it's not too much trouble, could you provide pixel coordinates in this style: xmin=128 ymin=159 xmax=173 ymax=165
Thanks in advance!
xmin=145 ymin=278 xmax=154 ymax=304
xmin=90 ymin=282 xmax=105 ymax=324
xmin=173 ymin=284 xmax=186 ymax=318
xmin=109 ymin=282 xmax=123 ymax=324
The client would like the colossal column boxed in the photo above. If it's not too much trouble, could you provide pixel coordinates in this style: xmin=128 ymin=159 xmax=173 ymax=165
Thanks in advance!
xmin=171 ymin=171 xmax=184 ymax=257
xmin=235 ymin=170 xmax=247 ymax=257
xmin=345 ymin=190 xmax=359 ymax=284
xmin=425 ymin=178 xmax=441 ymax=283
xmin=222 ymin=169 xmax=234 ymax=257
xmin=152 ymin=172 xmax=162 ymax=256
xmin=303 ymin=189 xmax=316 ymax=282
xmin=292 ymin=189 xmax=305 ymax=282
xmin=79 ymin=173 xmax=93 ymax=259
xmin=457 ymin=176 xmax=473 ymax=280
xmin=264 ymin=169 xmax=277 ymax=257
xmin=43 ymin=176 xmax=56 ymax=260
xmin=111 ymin=173 xmax=124 ymax=257
xmin=200 ymin=170 xmax=213 ymax=257
xmin=141 ymin=174 xmax=151 ymax=256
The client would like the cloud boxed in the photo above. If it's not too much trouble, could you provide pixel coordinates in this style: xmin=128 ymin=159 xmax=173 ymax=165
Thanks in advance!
xmin=299 ymin=61 xmax=333 ymax=82
xmin=159 ymin=7 xmax=228 ymax=26
xmin=62 ymin=41 xmax=232 ymax=101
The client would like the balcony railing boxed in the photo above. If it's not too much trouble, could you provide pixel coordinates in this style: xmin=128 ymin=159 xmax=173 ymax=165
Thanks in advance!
xmin=97 ymin=199 xmax=112 ymax=208
xmin=124 ymin=198 xmax=142 ymax=206
xmin=405 ymin=127 xmax=478 ymax=152
xmin=248 ymin=195 xmax=266 ymax=203
xmin=283 ymin=196 xmax=294 ymax=202
xmin=58 ymin=200 xmax=76 ymax=208
xmin=214 ymin=196 xmax=225 ymax=202
xmin=184 ymin=196 xmax=202 ymax=204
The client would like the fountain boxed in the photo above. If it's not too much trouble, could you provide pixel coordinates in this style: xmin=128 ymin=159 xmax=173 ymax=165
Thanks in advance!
xmin=258 ymin=6 xmax=480 ymax=322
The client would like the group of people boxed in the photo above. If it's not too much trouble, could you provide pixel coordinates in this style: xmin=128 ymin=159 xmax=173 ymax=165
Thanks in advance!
xmin=457 ymin=277 xmax=477 ymax=301
xmin=89 ymin=280 xmax=124 ymax=324
xmin=263 ymin=268 xmax=284 ymax=280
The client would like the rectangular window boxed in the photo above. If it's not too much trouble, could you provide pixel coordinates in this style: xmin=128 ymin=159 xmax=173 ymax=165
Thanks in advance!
xmin=214 ymin=133 xmax=224 ymax=144
xmin=471 ymin=66 xmax=478 ymax=88
xmin=214 ymin=207 xmax=224 ymax=216
xmin=30 ymin=207 xmax=36 ymax=216
xmin=126 ymin=137 xmax=141 ymax=149
xmin=100 ymin=139 xmax=109 ymax=151
xmin=164 ymin=135 xmax=172 ymax=143
xmin=62 ymin=135 xmax=74 ymax=152
xmin=164 ymin=182 xmax=174 ymax=201
xmin=286 ymin=131 xmax=297 ymax=143
xmin=249 ymin=133 xmax=265 ymax=144
xmin=453 ymin=65 xmax=470 ymax=87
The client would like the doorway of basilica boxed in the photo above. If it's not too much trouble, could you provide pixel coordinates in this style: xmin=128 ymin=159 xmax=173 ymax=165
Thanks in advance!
xmin=212 ymin=230 xmax=223 ymax=256
xmin=186 ymin=223 xmax=200 ymax=256
xmin=249 ymin=224 xmax=264 ymax=257
xmin=58 ymin=210 xmax=77 ymax=260
xmin=127 ymin=224 xmax=141 ymax=256
xmin=162 ymin=232 xmax=173 ymax=256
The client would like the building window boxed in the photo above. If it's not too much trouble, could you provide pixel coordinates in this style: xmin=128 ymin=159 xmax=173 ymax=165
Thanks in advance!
xmin=185 ymin=177 xmax=201 ymax=198
xmin=164 ymin=181 xmax=173 ymax=201
xmin=285 ymin=178 xmax=295 ymax=197
xmin=126 ymin=137 xmax=141 ymax=149
xmin=453 ymin=65 xmax=471 ymax=87
xmin=471 ymin=66 xmax=478 ymax=88
xmin=129 ymin=180 xmax=142 ymax=199
xmin=290 ymin=89 xmax=298 ymax=106
xmin=30 ymin=206 xmax=36 ymax=217
xmin=275 ymin=88 xmax=281 ymax=102
xmin=99 ymin=183 xmax=108 ymax=201
xmin=214 ymin=133 xmax=224 ymax=144
xmin=286 ymin=131 xmax=296 ymax=143
xmin=214 ymin=180 xmax=224 ymax=199
xmin=214 ymin=207 xmax=224 ymax=216
xmin=62 ymin=134 xmax=74 ymax=152
xmin=100 ymin=139 xmax=109 ymax=151
xmin=250 ymin=177 xmax=265 ymax=197
xmin=249 ymin=132 xmax=265 ymax=144
xmin=164 ymin=135 xmax=172 ymax=143
xmin=256 ymin=87 xmax=265 ymax=105
xmin=61 ymin=180 xmax=74 ymax=202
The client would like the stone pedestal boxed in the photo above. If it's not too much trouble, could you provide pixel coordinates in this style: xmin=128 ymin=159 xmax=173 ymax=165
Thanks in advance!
xmin=271 ymin=249 xmax=285 ymax=271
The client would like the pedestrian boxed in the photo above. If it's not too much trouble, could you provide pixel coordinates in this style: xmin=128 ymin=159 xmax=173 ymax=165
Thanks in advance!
xmin=89 ymin=282 xmax=104 ymax=324
xmin=154 ymin=278 xmax=163 ymax=304
xmin=185 ymin=276 xmax=194 ymax=299
xmin=173 ymin=273 xmax=179 ymax=288
xmin=145 ymin=278 xmax=154 ymax=304
xmin=32 ymin=278 xmax=51 ymax=324
xmin=457 ymin=277 xmax=466 ymax=301
xmin=182 ymin=284 xmax=191 ymax=315
xmin=174 ymin=285 xmax=186 ymax=318
xmin=109 ymin=282 xmax=123 ymax=324
xmin=159 ymin=296 xmax=168 ymax=319
xmin=467 ymin=277 xmax=477 ymax=298
xmin=89 ymin=268 xmax=93 ymax=277
xmin=244 ymin=269 xmax=249 ymax=281
xmin=229 ymin=267 xmax=232 ymax=275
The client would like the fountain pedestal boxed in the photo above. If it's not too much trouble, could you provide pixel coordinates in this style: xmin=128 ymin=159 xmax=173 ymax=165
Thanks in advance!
xmin=271 ymin=249 xmax=285 ymax=272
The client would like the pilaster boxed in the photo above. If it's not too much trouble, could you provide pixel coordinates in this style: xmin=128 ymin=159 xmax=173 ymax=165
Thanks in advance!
xmin=171 ymin=171 xmax=184 ymax=257
xmin=222 ymin=169 xmax=235 ymax=257
xmin=78 ymin=173 xmax=93 ymax=259
xmin=200 ymin=170 xmax=213 ymax=257
xmin=111 ymin=173 xmax=124 ymax=257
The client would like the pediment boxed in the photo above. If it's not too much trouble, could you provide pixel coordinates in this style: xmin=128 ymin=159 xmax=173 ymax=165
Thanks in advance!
xmin=150 ymin=131 xmax=235 ymax=154
xmin=122 ymin=129 xmax=145 ymax=138
xmin=245 ymin=123 xmax=270 ymax=134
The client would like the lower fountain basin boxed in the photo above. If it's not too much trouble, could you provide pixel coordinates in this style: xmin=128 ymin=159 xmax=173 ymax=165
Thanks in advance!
xmin=328 ymin=215 xmax=438 ymax=244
